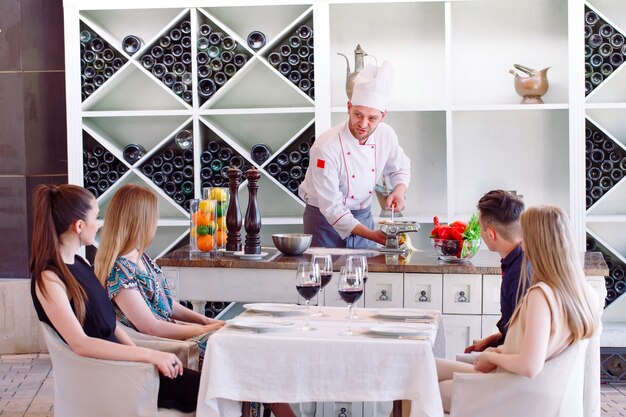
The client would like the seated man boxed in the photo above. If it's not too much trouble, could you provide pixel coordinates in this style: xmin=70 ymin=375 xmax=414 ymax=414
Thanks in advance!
xmin=465 ymin=190 xmax=527 ymax=353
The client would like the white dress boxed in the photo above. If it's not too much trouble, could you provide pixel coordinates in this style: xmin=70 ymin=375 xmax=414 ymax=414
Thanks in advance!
xmin=298 ymin=120 xmax=411 ymax=239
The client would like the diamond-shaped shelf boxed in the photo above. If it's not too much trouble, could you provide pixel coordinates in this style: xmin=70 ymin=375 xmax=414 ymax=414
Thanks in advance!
xmin=199 ymin=123 xmax=251 ymax=188
xmin=584 ymin=5 xmax=626 ymax=96
xmin=264 ymin=124 xmax=314 ymax=197
xmin=586 ymin=233 xmax=625 ymax=308
xmin=138 ymin=13 xmax=194 ymax=106
xmin=138 ymin=126 xmax=195 ymax=209
xmin=83 ymin=132 xmax=126 ymax=198
xmin=80 ymin=23 xmax=128 ymax=102
xmin=196 ymin=11 xmax=253 ymax=106
xmin=265 ymin=18 xmax=314 ymax=101
xmin=585 ymin=119 xmax=626 ymax=208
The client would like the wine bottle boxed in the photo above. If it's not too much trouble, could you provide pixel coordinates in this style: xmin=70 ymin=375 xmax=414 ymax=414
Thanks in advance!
xmin=141 ymin=55 xmax=155 ymax=69
xmin=161 ymin=162 xmax=174 ymax=175
xmin=200 ymin=167 xmax=212 ymax=181
xmin=602 ymin=139 xmax=615 ymax=153
xmin=606 ymin=257 xmax=615 ymax=271
xmin=122 ymin=35 xmax=143 ymax=56
xmin=229 ymin=155 xmax=244 ymax=169
xmin=152 ymin=172 xmax=167 ymax=187
xmin=220 ymin=166 xmax=230 ymax=179
xmin=198 ymin=65 xmax=212 ymax=79
xmin=112 ymin=57 xmax=124 ymax=70
xmin=209 ymin=32 xmax=222 ymax=46
xmin=221 ymin=50 xmax=233 ymax=63
xmin=288 ymin=54 xmax=300 ymax=67
xmin=98 ymin=163 xmax=110 ymax=175
xmin=287 ymin=179 xmax=300 ymax=193
xmin=278 ymin=171 xmax=289 ymax=184
xmin=87 ymin=156 xmax=99 ymax=169
xmin=298 ymin=46 xmax=310 ymax=59
xmin=97 ymin=179 xmax=109 ymax=193
xmin=600 ymin=160 xmax=613 ymax=173
xmin=599 ymin=176 xmax=613 ymax=191
xmin=586 ymin=177 xmax=593 ymax=191
xmin=251 ymin=144 xmax=271 ymax=164
xmin=170 ymin=28 xmax=182 ymax=42
xmin=152 ymin=63 xmax=167 ymax=79
xmin=212 ymin=176 xmax=225 ymax=187
xmin=199 ymin=79 xmax=216 ymax=98
xmin=197 ymin=51 xmax=209 ymax=65
xmin=207 ymin=141 xmax=220 ymax=154
xmin=224 ymin=63 xmax=237 ymax=77
xmin=214 ymin=72 xmax=227 ymax=86
xmin=173 ymin=156 xmax=185 ymax=170
xmin=102 ymin=152 xmax=115 ymax=164
xmin=163 ymin=73 xmax=176 ymax=87
xmin=93 ymin=75 xmax=105 ymax=87
xmin=90 ymin=37 xmax=105 ymax=53
xmin=210 ymin=159 xmax=223 ymax=172
xmin=141 ymin=164 xmax=154 ymax=177
xmin=297 ymin=25 xmax=312 ymax=39
xmin=599 ymin=23 xmax=614 ymax=38
xmin=302 ymin=157 xmax=310 ymax=168
xmin=210 ymin=57 xmax=222 ymax=70
xmin=123 ymin=144 xmax=145 ymax=164
xmin=87 ymin=171 xmax=100 ymax=184
xmin=584 ymin=26 xmax=593 ymax=40
xmin=588 ymin=166 xmax=602 ymax=181
xmin=590 ymin=148 xmax=605 ymax=164
xmin=290 ymin=166 xmax=303 ymax=180
xmin=163 ymin=181 xmax=177 ymax=196
xmin=585 ymin=10 xmax=599 ymax=25
xmin=585 ymin=195 xmax=593 ymax=208
xmin=298 ymin=79 xmax=311 ymax=92
xmin=289 ymin=71 xmax=302 ymax=84
xmin=171 ymin=44 xmax=183 ymax=57
xmin=601 ymin=63 xmax=613 ymax=76
xmin=289 ymin=151 xmax=302 ymax=164
xmin=233 ymin=54 xmax=247 ymax=68
xmin=181 ymin=181 xmax=194 ymax=196
xmin=268 ymin=52 xmax=282 ymax=67
xmin=201 ymin=150 xmax=213 ymax=164
xmin=162 ymin=149 xmax=175 ymax=161
xmin=183 ymin=165 xmax=194 ymax=179
xmin=308 ymin=87 xmax=315 ymax=100
xmin=159 ymin=35 xmax=172 ymax=49
xmin=613 ymin=265 xmax=625 ymax=280
xmin=610 ymin=53 xmax=624 ymax=67
xmin=173 ymin=192 xmax=185 ymax=205
xmin=181 ymin=36 xmax=192 ymax=49
xmin=246 ymin=31 xmax=266 ymax=51
xmin=606 ymin=289 xmax=617 ymax=303
xmin=280 ymin=45 xmax=291 ymax=57
xmin=590 ymin=72 xmax=603 ymax=86
xmin=222 ymin=36 xmax=236 ymax=51
xmin=199 ymin=24 xmax=212 ymax=37
xmin=611 ymin=169 xmax=623 ymax=182
xmin=611 ymin=33 xmax=625 ymax=48
xmin=106 ymin=171 xmax=119 ymax=184
xmin=599 ymin=43 xmax=613 ymax=57
xmin=116 ymin=163 xmax=128 ymax=175
xmin=278 ymin=62 xmax=291 ymax=76
xmin=218 ymin=148 xmax=232 ymax=162
xmin=172 ymin=171 xmax=184 ymax=184
xmin=588 ymin=34 xmax=603 ymax=49
xmin=79 ymin=30 xmax=92 ymax=43
xmin=86 ymin=186 xmax=99 ymax=198
xmin=589 ymin=185 xmax=603 ymax=200
xmin=608 ymin=149 xmax=620 ymax=163
xmin=616 ymin=280 xmax=626 ymax=295
xmin=605 ymin=276 xmax=615 ymax=289
xmin=102 ymin=48 xmax=115 ymax=62
xmin=180 ymin=20 xmax=191 ymax=34
xmin=275 ymin=153 xmax=289 ymax=167
xmin=163 ymin=54 xmax=175 ymax=67
xmin=266 ymin=163 xmax=280 ymax=176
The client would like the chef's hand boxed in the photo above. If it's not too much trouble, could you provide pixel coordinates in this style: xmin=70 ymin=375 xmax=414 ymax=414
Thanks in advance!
xmin=352 ymin=224 xmax=387 ymax=246
xmin=386 ymin=184 xmax=407 ymax=212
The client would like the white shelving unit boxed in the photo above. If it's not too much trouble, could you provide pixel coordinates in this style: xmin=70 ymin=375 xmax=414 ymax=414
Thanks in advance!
xmin=63 ymin=0 xmax=624 ymax=315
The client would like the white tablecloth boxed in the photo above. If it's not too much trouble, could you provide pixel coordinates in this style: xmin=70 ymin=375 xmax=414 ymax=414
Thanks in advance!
xmin=197 ymin=307 xmax=445 ymax=417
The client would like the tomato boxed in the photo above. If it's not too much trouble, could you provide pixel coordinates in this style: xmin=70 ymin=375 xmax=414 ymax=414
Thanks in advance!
xmin=449 ymin=228 xmax=464 ymax=241
xmin=438 ymin=225 xmax=452 ymax=240
xmin=450 ymin=221 xmax=467 ymax=234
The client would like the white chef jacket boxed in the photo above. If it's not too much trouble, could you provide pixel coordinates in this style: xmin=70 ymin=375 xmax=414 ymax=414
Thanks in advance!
xmin=299 ymin=120 xmax=411 ymax=239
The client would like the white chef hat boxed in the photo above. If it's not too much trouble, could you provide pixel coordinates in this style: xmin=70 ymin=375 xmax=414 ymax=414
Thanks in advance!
xmin=350 ymin=61 xmax=394 ymax=112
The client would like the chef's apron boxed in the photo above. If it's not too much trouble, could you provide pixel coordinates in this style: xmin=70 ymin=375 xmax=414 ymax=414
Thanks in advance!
xmin=303 ymin=204 xmax=378 ymax=249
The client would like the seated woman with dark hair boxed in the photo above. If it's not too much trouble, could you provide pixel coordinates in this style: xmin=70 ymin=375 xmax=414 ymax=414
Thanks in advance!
xmin=30 ymin=184 xmax=200 ymax=413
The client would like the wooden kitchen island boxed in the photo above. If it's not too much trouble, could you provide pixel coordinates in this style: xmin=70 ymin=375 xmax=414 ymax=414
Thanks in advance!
xmin=157 ymin=247 xmax=608 ymax=359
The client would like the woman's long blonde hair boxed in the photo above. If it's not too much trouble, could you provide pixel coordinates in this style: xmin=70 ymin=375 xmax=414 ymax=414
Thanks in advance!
xmin=511 ymin=205 xmax=599 ymax=344
xmin=94 ymin=184 xmax=159 ymax=285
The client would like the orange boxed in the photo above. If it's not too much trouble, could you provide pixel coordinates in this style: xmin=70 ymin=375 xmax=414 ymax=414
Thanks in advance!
xmin=197 ymin=234 xmax=214 ymax=252
xmin=192 ymin=210 xmax=212 ymax=226
xmin=215 ymin=230 xmax=227 ymax=246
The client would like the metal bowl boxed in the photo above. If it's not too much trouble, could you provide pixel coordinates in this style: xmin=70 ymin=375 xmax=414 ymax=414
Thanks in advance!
xmin=272 ymin=233 xmax=312 ymax=255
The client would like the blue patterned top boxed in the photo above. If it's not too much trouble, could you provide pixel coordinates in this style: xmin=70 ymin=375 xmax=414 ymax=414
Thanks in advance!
xmin=106 ymin=253 xmax=174 ymax=327
xmin=106 ymin=253 xmax=209 ymax=356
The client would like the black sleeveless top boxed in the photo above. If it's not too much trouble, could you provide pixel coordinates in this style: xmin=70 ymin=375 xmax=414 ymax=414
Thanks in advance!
xmin=31 ymin=255 xmax=118 ymax=343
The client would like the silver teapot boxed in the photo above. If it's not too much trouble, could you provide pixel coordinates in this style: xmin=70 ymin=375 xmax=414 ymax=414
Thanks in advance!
xmin=337 ymin=44 xmax=368 ymax=100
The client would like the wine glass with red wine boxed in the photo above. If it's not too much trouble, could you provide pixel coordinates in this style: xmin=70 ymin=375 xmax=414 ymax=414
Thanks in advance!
xmin=338 ymin=263 xmax=364 ymax=336
xmin=346 ymin=256 xmax=368 ymax=319
xmin=311 ymin=254 xmax=333 ymax=317
xmin=295 ymin=262 xmax=321 ymax=331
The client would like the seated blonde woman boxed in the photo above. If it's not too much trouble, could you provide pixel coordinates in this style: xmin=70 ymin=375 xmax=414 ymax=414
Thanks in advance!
xmin=95 ymin=184 xmax=224 ymax=361
xmin=436 ymin=205 xmax=600 ymax=413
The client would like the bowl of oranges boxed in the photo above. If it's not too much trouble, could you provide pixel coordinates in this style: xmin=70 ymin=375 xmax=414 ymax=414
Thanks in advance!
xmin=190 ymin=187 xmax=229 ymax=253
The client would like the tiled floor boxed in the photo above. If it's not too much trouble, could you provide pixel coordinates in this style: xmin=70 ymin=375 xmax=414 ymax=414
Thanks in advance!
xmin=0 ymin=354 xmax=625 ymax=417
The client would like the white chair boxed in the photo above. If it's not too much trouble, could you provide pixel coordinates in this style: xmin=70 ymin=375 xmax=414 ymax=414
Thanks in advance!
xmin=447 ymin=338 xmax=588 ymax=417
xmin=117 ymin=320 xmax=200 ymax=371
xmin=41 ymin=323 xmax=195 ymax=417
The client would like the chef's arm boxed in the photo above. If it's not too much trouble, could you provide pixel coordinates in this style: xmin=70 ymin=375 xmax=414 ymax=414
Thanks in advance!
xmin=351 ymin=223 xmax=387 ymax=245
xmin=385 ymin=183 xmax=407 ymax=211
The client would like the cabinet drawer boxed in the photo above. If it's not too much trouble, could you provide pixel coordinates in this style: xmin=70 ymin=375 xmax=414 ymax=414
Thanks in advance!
xmin=481 ymin=315 xmax=500 ymax=338
xmin=161 ymin=267 xmax=179 ymax=299
xmin=442 ymin=314 xmax=482 ymax=360
xmin=443 ymin=274 xmax=482 ymax=314
xmin=403 ymin=273 xmax=443 ymax=310
xmin=363 ymin=272 xmax=403 ymax=308
xmin=482 ymin=274 xmax=501 ymax=315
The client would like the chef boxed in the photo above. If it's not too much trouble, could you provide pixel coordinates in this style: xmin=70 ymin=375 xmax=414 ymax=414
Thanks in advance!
xmin=299 ymin=61 xmax=411 ymax=248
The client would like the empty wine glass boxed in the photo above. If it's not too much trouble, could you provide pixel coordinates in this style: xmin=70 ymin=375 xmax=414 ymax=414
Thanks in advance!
xmin=338 ymin=263 xmax=364 ymax=336
xmin=295 ymin=262 xmax=320 ymax=331
xmin=311 ymin=254 xmax=333 ymax=317
xmin=346 ymin=256 xmax=368 ymax=319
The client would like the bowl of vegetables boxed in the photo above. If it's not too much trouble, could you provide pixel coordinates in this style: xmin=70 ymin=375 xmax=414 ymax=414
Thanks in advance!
xmin=430 ymin=214 xmax=482 ymax=263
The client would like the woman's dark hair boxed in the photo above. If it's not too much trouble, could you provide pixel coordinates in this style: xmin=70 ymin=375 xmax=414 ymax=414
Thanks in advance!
xmin=30 ymin=184 xmax=94 ymax=324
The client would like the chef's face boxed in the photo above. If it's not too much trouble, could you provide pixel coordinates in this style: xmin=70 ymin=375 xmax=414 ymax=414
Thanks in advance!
xmin=347 ymin=103 xmax=385 ymax=142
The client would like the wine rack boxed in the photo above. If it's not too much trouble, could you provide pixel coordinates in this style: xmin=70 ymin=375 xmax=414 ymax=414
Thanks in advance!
xmin=83 ymin=133 xmax=126 ymax=198
xmin=265 ymin=124 xmax=314 ymax=197
xmin=586 ymin=234 xmax=625 ymax=308
xmin=585 ymin=119 xmax=626 ymax=208
xmin=196 ymin=11 xmax=252 ymax=106
xmin=138 ymin=127 xmax=195 ymax=210
xmin=80 ymin=23 xmax=127 ymax=101
xmin=266 ymin=18 xmax=315 ymax=100
xmin=584 ymin=5 xmax=626 ymax=96
xmin=138 ymin=13 xmax=194 ymax=106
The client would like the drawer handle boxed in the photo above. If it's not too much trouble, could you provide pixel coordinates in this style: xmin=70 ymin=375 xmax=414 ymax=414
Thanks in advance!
xmin=418 ymin=290 xmax=429 ymax=302
xmin=457 ymin=291 xmax=468 ymax=303
xmin=338 ymin=408 xmax=348 ymax=417
xmin=378 ymin=289 xmax=389 ymax=301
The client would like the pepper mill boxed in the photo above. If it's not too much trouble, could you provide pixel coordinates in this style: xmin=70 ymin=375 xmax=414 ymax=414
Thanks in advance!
xmin=226 ymin=165 xmax=242 ymax=252
xmin=244 ymin=166 xmax=262 ymax=254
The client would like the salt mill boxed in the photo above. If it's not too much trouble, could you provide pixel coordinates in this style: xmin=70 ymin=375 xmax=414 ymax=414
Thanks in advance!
xmin=244 ymin=166 xmax=261 ymax=254
xmin=226 ymin=165 xmax=242 ymax=252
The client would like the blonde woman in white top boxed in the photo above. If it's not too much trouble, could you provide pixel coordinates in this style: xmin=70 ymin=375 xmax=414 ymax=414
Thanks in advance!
xmin=436 ymin=205 xmax=600 ymax=413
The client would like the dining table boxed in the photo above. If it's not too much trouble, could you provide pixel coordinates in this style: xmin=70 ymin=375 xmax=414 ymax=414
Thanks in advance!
xmin=196 ymin=305 xmax=446 ymax=417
